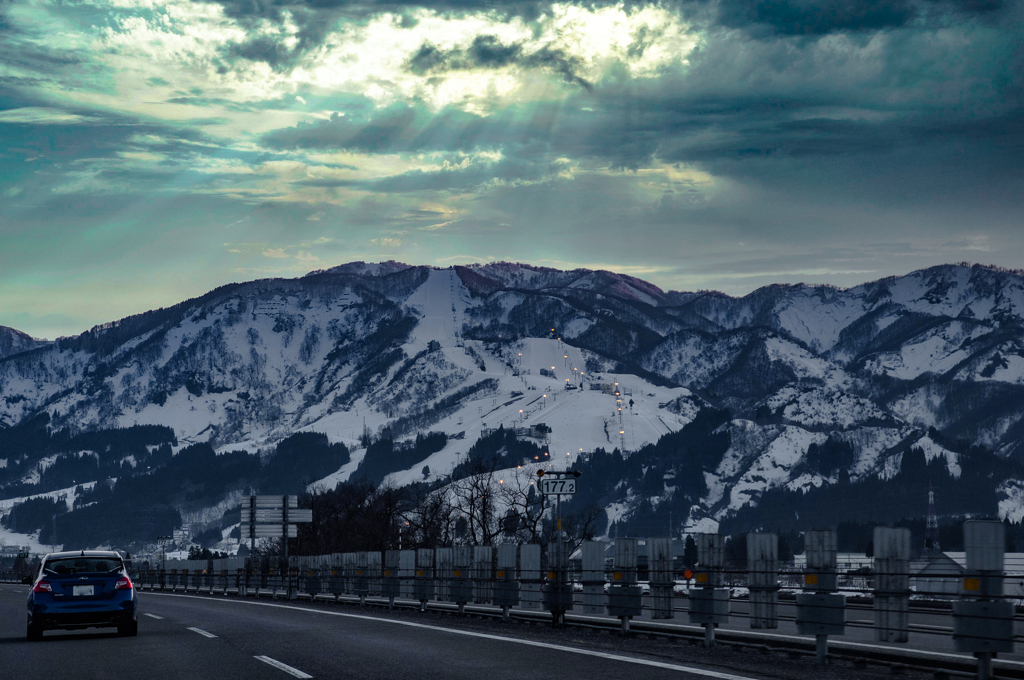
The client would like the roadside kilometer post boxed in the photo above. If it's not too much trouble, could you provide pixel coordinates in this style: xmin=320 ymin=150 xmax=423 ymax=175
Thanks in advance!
xmin=537 ymin=468 xmax=581 ymax=627
xmin=536 ymin=468 xmax=581 ymax=535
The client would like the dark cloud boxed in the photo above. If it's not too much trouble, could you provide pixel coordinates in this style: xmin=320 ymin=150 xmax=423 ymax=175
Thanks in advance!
xmin=263 ymin=105 xmax=437 ymax=152
xmin=716 ymin=0 xmax=917 ymax=36
xmin=714 ymin=0 xmax=1007 ymax=36
xmin=406 ymin=35 xmax=591 ymax=88
xmin=204 ymin=0 xmax=556 ymax=72
xmin=228 ymin=35 xmax=298 ymax=69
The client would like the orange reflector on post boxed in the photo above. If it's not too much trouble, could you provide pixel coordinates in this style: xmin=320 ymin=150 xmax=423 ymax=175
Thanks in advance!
xmin=382 ymin=570 xmax=389 ymax=577
xmin=695 ymin=573 xmax=708 ymax=584
xmin=356 ymin=570 xmax=362 ymax=576
xmin=805 ymin=574 xmax=819 ymax=585
xmin=613 ymin=572 xmax=623 ymax=581
xmin=683 ymin=569 xmax=694 ymax=580
xmin=548 ymin=571 xmax=557 ymax=580
xmin=964 ymin=577 xmax=981 ymax=591
xmin=496 ymin=570 xmax=505 ymax=578
xmin=416 ymin=570 xmax=424 ymax=577
xmin=453 ymin=570 xmax=461 ymax=577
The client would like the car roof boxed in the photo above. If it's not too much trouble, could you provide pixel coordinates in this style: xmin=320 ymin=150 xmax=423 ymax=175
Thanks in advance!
xmin=45 ymin=550 xmax=123 ymax=560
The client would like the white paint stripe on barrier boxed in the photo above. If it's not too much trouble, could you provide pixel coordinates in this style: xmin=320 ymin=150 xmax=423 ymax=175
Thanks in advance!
xmin=188 ymin=626 xmax=217 ymax=638
xmin=255 ymin=655 xmax=313 ymax=678
xmin=150 ymin=594 xmax=752 ymax=679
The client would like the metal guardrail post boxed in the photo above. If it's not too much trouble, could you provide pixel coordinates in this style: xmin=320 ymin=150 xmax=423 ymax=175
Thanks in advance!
xmin=747 ymin=533 xmax=779 ymax=629
xmin=648 ymin=537 xmax=674 ymax=620
xmin=542 ymin=541 xmax=573 ymax=627
xmin=399 ymin=550 xmax=416 ymax=602
xmin=797 ymin=529 xmax=845 ymax=664
xmin=954 ymin=520 xmax=1014 ymax=680
xmin=520 ymin=544 xmax=543 ymax=611
xmin=435 ymin=548 xmax=454 ymax=603
xmin=415 ymin=548 xmax=435 ymax=611
xmin=354 ymin=552 xmax=369 ymax=605
xmin=382 ymin=550 xmax=401 ymax=609
xmin=451 ymin=546 xmax=473 ymax=614
xmin=689 ymin=533 xmax=728 ymax=646
xmin=472 ymin=546 xmax=493 ymax=604
xmin=608 ymin=538 xmax=642 ymax=634
xmin=493 ymin=544 xmax=519 ymax=620
xmin=581 ymin=541 xmax=606 ymax=616
xmin=873 ymin=527 xmax=910 ymax=642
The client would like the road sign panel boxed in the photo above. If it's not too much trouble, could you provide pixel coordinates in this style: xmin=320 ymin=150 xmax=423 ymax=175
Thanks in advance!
xmin=241 ymin=524 xmax=298 ymax=538
xmin=540 ymin=478 xmax=576 ymax=495
xmin=243 ymin=509 xmax=309 ymax=522
xmin=254 ymin=495 xmax=299 ymax=508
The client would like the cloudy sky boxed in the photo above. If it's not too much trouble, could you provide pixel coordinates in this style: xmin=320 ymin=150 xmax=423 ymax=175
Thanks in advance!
xmin=1 ymin=0 xmax=1022 ymax=338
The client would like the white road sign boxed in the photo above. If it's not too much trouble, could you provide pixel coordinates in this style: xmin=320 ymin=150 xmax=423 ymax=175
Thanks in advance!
xmin=241 ymin=524 xmax=298 ymax=538
xmin=540 ymin=478 xmax=576 ymax=496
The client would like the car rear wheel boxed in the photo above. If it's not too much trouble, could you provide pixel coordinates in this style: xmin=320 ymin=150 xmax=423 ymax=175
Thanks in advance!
xmin=118 ymin=620 xmax=138 ymax=637
xmin=26 ymin=622 xmax=43 ymax=641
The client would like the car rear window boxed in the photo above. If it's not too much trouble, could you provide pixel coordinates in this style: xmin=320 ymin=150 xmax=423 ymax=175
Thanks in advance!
xmin=45 ymin=558 xmax=123 ymax=575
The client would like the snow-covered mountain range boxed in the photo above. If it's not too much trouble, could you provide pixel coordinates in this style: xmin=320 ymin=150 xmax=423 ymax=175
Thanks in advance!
xmin=0 ymin=325 xmax=48 ymax=361
xmin=4 ymin=261 xmax=1024 ymax=549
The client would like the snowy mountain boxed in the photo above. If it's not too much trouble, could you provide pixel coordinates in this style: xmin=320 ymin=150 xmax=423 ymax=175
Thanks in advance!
xmin=0 ymin=325 xmax=48 ymax=360
xmin=4 ymin=262 xmax=1024 ymax=550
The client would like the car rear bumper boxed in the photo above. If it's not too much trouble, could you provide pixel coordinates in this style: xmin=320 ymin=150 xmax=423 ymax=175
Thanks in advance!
xmin=30 ymin=601 xmax=137 ymax=630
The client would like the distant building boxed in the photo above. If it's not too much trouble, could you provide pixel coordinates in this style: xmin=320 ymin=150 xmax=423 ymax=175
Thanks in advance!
xmin=911 ymin=552 xmax=1024 ymax=600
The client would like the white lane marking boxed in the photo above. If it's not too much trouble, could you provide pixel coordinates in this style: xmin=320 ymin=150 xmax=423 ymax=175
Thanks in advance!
xmin=144 ymin=613 xmax=164 ymax=620
xmin=188 ymin=627 xmax=218 ymax=638
xmin=149 ymin=594 xmax=751 ymax=679
xmin=255 ymin=655 xmax=313 ymax=678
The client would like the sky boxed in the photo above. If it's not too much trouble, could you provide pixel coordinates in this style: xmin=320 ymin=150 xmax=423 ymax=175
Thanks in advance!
xmin=0 ymin=0 xmax=1022 ymax=339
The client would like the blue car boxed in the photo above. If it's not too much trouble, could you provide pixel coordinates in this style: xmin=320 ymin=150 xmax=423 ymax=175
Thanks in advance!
xmin=27 ymin=550 xmax=139 ymax=640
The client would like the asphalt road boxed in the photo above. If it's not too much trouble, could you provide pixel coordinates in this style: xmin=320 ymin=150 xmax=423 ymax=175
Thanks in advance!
xmin=0 ymin=586 xmax=760 ymax=680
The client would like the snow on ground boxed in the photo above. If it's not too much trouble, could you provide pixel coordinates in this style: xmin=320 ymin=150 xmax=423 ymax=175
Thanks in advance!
xmin=914 ymin=436 xmax=962 ymax=478
xmin=843 ymin=427 xmax=912 ymax=479
xmin=766 ymin=385 xmax=889 ymax=429
xmin=773 ymin=289 xmax=865 ymax=352
xmin=0 ymin=481 xmax=96 ymax=513
xmin=862 ymin=320 xmax=989 ymax=380
xmin=889 ymin=385 xmax=943 ymax=428
xmin=684 ymin=516 xmax=720 ymax=534
xmin=786 ymin=472 xmax=828 ymax=493
xmin=762 ymin=337 xmax=831 ymax=380
xmin=999 ymin=480 xmax=1024 ymax=523
xmin=309 ymin=447 xmax=368 ymax=491
xmin=968 ymin=349 xmax=1024 ymax=385
xmin=723 ymin=426 xmax=825 ymax=514
xmin=301 ymin=335 xmax=693 ymax=489
xmin=0 ymin=525 xmax=61 ymax=555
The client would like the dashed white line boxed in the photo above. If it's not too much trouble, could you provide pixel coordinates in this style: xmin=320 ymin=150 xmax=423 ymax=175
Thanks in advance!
xmin=255 ymin=655 xmax=313 ymax=678
xmin=188 ymin=626 xmax=217 ymax=638
xmin=143 ymin=613 xmax=164 ymax=620
xmin=149 ymin=594 xmax=753 ymax=679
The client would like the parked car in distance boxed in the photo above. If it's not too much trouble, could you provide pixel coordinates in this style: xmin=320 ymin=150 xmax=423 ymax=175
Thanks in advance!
xmin=26 ymin=550 xmax=138 ymax=640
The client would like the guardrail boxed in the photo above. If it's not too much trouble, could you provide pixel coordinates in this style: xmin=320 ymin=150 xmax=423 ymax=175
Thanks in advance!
xmin=133 ymin=521 xmax=1023 ymax=680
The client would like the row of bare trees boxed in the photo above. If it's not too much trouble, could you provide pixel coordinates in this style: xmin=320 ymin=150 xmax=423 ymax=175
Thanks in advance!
xmin=289 ymin=457 xmax=603 ymax=556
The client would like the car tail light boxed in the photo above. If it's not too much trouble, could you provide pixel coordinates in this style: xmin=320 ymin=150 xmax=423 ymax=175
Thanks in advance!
xmin=33 ymin=581 xmax=52 ymax=593
xmin=115 ymin=577 xmax=133 ymax=590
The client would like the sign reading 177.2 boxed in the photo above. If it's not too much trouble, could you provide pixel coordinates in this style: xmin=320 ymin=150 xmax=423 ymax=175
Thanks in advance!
xmin=537 ymin=468 xmax=581 ymax=496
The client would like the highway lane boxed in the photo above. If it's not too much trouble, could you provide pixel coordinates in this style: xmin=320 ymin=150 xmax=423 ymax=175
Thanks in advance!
xmin=0 ymin=586 xmax=759 ymax=680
